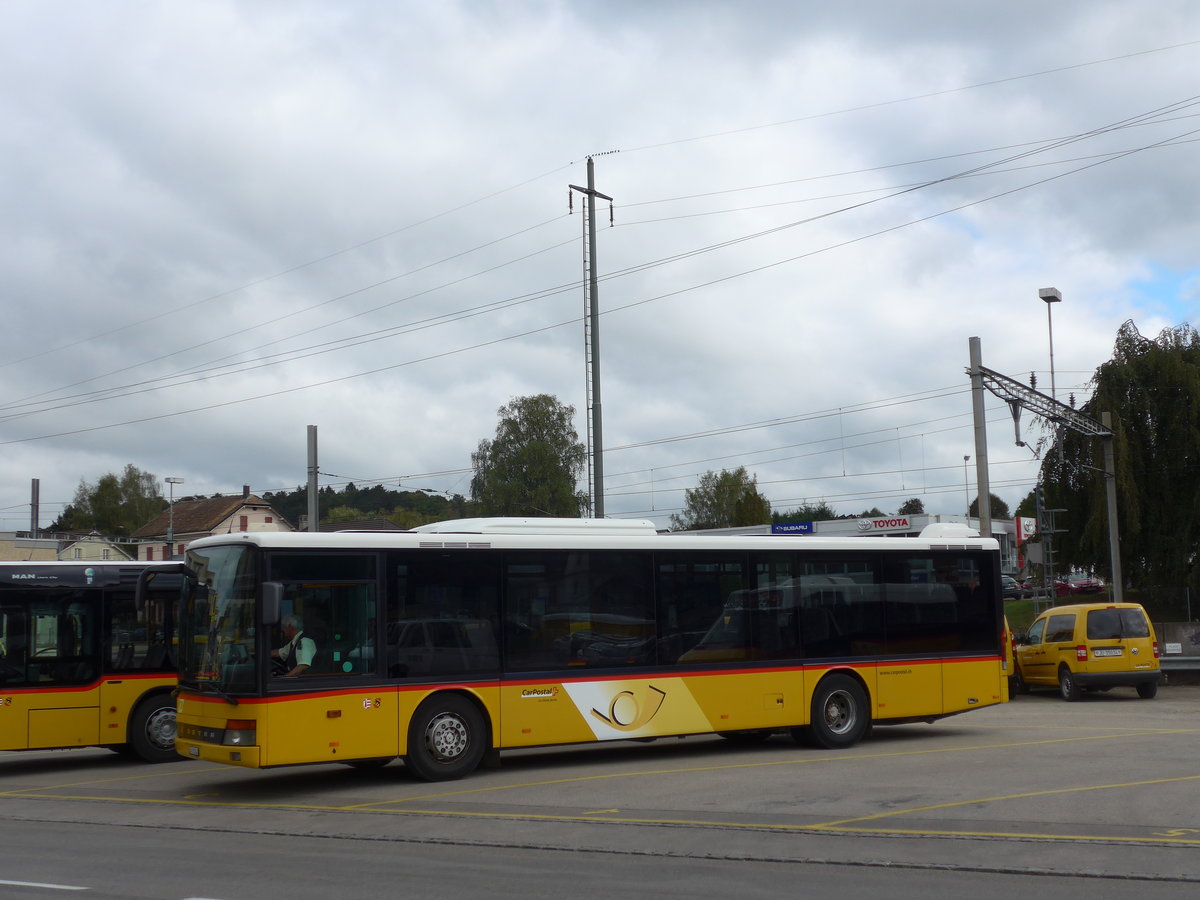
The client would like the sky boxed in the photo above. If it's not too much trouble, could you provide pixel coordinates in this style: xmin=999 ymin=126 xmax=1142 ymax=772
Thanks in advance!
xmin=2 ymin=0 xmax=1199 ymax=533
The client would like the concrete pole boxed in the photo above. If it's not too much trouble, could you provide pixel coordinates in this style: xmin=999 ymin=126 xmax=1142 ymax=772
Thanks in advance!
xmin=570 ymin=158 xmax=613 ymax=518
xmin=1102 ymin=411 xmax=1123 ymax=602
xmin=968 ymin=337 xmax=992 ymax=539
xmin=307 ymin=425 xmax=319 ymax=533
xmin=585 ymin=157 xmax=605 ymax=518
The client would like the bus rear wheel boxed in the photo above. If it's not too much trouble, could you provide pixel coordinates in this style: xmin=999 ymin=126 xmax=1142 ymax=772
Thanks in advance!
xmin=795 ymin=674 xmax=870 ymax=749
xmin=128 ymin=695 xmax=179 ymax=763
xmin=405 ymin=694 xmax=487 ymax=782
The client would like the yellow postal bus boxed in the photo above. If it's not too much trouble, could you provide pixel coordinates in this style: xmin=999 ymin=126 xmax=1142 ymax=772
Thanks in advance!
xmin=172 ymin=518 xmax=1007 ymax=780
xmin=0 ymin=561 xmax=181 ymax=762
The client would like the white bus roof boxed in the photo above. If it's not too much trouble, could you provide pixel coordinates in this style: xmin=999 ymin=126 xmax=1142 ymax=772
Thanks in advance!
xmin=413 ymin=517 xmax=659 ymax=536
xmin=187 ymin=517 xmax=998 ymax=553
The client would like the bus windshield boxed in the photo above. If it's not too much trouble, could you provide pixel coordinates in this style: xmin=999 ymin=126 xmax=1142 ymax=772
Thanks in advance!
xmin=180 ymin=544 xmax=258 ymax=694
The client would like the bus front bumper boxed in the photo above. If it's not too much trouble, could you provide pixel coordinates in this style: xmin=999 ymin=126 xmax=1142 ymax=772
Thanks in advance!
xmin=177 ymin=721 xmax=262 ymax=767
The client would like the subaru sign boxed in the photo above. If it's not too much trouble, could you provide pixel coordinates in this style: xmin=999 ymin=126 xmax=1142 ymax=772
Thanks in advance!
xmin=772 ymin=522 xmax=814 ymax=535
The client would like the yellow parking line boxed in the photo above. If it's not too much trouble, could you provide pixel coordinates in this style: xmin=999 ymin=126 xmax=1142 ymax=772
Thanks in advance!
xmin=806 ymin=772 xmax=1200 ymax=834
xmin=0 ymin=764 xmax=227 ymax=798
xmin=5 ymin=729 xmax=1197 ymax=848
xmin=346 ymin=728 xmax=1197 ymax=809
xmin=0 ymin=791 xmax=346 ymax=813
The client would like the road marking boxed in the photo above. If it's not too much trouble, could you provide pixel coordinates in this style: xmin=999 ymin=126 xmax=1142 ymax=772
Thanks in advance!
xmin=6 ymin=728 xmax=1199 ymax=847
xmin=808 ymin=772 xmax=1200 ymax=830
xmin=0 ymin=764 xmax=225 ymax=798
xmin=0 ymin=879 xmax=88 ymax=891
xmin=344 ymin=727 xmax=1198 ymax=809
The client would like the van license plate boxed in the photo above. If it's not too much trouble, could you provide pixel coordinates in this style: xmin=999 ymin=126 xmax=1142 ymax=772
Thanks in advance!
xmin=1093 ymin=648 xmax=1124 ymax=657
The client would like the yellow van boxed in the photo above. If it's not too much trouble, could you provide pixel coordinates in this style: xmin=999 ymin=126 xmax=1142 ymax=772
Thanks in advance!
xmin=1013 ymin=602 xmax=1161 ymax=701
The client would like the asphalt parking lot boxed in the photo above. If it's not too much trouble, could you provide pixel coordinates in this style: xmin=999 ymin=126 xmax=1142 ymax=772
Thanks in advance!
xmin=2 ymin=683 xmax=1199 ymax=895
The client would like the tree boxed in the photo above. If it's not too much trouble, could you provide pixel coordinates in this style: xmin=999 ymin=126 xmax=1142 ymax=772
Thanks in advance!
xmin=858 ymin=507 xmax=885 ymax=518
xmin=1014 ymin=489 xmax=1037 ymax=521
xmin=969 ymin=493 xmax=1010 ymax=519
xmin=772 ymin=500 xmax=837 ymax=523
xmin=51 ymin=464 xmax=164 ymax=536
xmin=260 ymin=484 xmax=466 ymax=528
xmin=470 ymin=394 xmax=587 ymax=517
xmin=898 ymin=498 xmax=925 ymax=515
xmin=1041 ymin=321 xmax=1200 ymax=601
xmin=671 ymin=467 xmax=770 ymax=531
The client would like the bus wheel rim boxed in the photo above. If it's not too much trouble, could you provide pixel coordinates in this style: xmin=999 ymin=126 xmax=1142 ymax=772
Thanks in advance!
xmin=823 ymin=690 xmax=855 ymax=735
xmin=425 ymin=712 xmax=469 ymax=761
xmin=146 ymin=708 xmax=177 ymax=751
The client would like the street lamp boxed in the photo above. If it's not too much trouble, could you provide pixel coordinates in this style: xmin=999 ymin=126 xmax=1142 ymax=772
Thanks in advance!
xmin=165 ymin=477 xmax=184 ymax=560
xmin=1039 ymin=287 xmax=1062 ymax=404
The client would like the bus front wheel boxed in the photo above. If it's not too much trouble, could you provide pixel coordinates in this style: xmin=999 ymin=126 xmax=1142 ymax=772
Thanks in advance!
xmin=128 ymin=695 xmax=179 ymax=763
xmin=795 ymin=674 xmax=870 ymax=749
xmin=405 ymin=694 xmax=487 ymax=782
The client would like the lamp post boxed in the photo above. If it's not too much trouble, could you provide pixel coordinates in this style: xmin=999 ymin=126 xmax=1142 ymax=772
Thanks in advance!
xmin=1039 ymin=287 xmax=1062 ymax=404
xmin=165 ymin=477 xmax=184 ymax=560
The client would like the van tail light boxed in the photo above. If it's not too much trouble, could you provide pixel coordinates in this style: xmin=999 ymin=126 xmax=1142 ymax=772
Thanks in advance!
xmin=1076 ymin=645 xmax=1088 ymax=662
xmin=1153 ymin=641 xmax=1160 ymax=659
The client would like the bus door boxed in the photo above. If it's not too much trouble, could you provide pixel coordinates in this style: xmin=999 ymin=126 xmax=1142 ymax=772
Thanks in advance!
xmin=1 ymin=602 xmax=33 ymax=749
xmin=262 ymin=553 xmax=395 ymax=766
xmin=23 ymin=597 xmax=103 ymax=750
xmin=100 ymin=582 xmax=175 ymax=740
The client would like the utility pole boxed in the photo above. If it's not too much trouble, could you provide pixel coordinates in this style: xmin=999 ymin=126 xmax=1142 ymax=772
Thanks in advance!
xmin=968 ymin=339 xmax=1123 ymax=602
xmin=307 ymin=425 xmax=319 ymax=532
xmin=1101 ymin=412 xmax=1123 ymax=601
xmin=569 ymin=156 xmax=614 ymax=518
xmin=968 ymin=338 xmax=992 ymax=539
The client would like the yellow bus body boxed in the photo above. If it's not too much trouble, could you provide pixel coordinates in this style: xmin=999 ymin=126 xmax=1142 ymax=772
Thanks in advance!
xmin=2 ymin=674 xmax=175 ymax=753
xmin=177 ymin=654 xmax=1004 ymax=768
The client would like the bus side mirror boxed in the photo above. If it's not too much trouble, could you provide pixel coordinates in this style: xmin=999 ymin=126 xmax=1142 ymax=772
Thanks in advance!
xmin=262 ymin=582 xmax=284 ymax=626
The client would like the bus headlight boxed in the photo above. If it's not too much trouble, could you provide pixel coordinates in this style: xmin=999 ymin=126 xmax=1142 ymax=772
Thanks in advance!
xmin=223 ymin=719 xmax=257 ymax=746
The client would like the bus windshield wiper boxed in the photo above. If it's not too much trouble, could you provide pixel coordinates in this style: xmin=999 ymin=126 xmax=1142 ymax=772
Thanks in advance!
xmin=189 ymin=677 xmax=239 ymax=706
xmin=214 ymin=678 xmax=240 ymax=706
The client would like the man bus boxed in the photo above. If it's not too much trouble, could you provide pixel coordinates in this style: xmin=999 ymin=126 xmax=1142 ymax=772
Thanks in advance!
xmin=1 ymin=561 xmax=181 ymax=763
xmin=170 ymin=518 xmax=1007 ymax=780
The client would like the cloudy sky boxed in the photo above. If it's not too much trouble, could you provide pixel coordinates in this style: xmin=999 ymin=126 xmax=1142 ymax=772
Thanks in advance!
xmin=2 ymin=0 xmax=1198 ymax=533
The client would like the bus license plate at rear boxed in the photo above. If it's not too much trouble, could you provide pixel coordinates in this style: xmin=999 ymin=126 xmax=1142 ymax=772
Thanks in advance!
xmin=1093 ymin=648 xmax=1124 ymax=657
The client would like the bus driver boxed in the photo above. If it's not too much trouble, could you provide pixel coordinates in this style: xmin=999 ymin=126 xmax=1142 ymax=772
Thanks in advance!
xmin=271 ymin=615 xmax=316 ymax=676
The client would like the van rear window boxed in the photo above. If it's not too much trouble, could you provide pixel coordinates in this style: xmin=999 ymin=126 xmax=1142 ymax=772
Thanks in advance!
xmin=1086 ymin=608 xmax=1150 ymax=640
xmin=1044 ymin=614 xmax=1076 ymax=643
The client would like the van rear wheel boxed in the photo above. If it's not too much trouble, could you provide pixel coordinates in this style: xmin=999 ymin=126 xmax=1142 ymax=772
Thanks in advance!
xmin=1136 ymin=681 xmax=1158 ymax=699
xmin=1058 ymin=668 xmax=1081 ymax=702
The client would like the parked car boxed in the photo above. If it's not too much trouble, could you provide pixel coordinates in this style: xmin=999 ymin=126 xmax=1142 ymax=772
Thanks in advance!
xmin=1001 ymin=575 xmax=1026 ymax=600
xmin=1054 ymin=573 xmax=1105 ymax=596
xmin=1012 ymin=601 xmax=1161 ymax=700
xmin=1020 ymin=578 xmax=1049 ymax=598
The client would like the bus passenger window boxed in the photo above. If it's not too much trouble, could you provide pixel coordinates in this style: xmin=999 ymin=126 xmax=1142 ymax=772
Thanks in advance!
xmin=0 ymin=607 xmax=29 ymax=684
